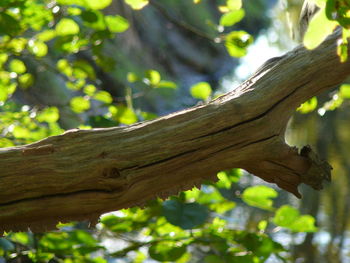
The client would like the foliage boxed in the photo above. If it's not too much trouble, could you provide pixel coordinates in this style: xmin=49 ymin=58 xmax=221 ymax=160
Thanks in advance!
xmin=0 ymin=0 xmax=347 ymax=262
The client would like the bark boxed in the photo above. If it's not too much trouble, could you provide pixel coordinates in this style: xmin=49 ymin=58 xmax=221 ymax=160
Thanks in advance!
xmin=0 ymin=30 xmax=348 ymax=232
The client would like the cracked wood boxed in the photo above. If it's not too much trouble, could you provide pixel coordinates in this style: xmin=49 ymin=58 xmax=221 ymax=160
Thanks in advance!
xmin=0 ymin=30 xmax=349 ymax=232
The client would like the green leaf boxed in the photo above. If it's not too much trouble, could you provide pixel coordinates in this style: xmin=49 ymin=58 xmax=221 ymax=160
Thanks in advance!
xmin=13 ymin=126 xmax=30 ymax=139
xmin=220 ymin=9 xmax=245 ymax=27
xmin=70 ymin=96 xmax=91 ymax=113
xmin=9 ymin=59 xmax=26 ymax=74
xmin=73 ymin=60 xmax=96 ymax=79
xmin=0 ymin=138 xmax=15 ymax=147
xmin=303 ymin=7 xmax=337 ymax=49
xmin=149 ymin=242 xmax=186 ymax=262
xmin=190 ymin=82 xmax=212 ymax=100
xmin=18 ymin=73 xmax=34 ymax=89
xmin=109 ymin=105 xmax=138 ymax=125
xmin=145 ymin=69 xmax=161 ymax=86
xmin=290 ymin=215 xmax=317 ymax=232
xmin=28 ymin=40 xmax=48 ymax=57
xmin=56 ymin=0 xmax=84 ymax=5
xmin=84 ymin=0 xmax=112 ymax=9
xmin=0 ymin=84 xmax=8 ymax=102
xmin=297 ymin=97 xmax=317 ymax=113
xmin=36 ymin=107 xmax=59 ymax=123
xmin=140 ymin=111 xmax=158 ymax=120
xmin=157 ymin=80 xmax=177 ymax=89
xmin=0 ymin=12 xmax=21 ymax=36
xmin=7 ymin=232 xmax=34 ymax=246
xmin=81 ymin=10 xmax=106 ymax=30
xmin=0 ymin=238 xmax=15 ymax=251
xmin=127 ymin=72 xmax=139 ymax=83
xmin=216 ymin=171 xmax=232 ymax=189
xmin=162 ymin=200 xmax=209 ymax=229
xmin=93 ymin=90 xmax=113 ymax=104
xmin=56 ymin=18 xmax=80 ymax=36
xmin=226 ymin=0 xmax=242 ymax=10
xmin=0 ymin=53 xmax=8 ymax=67
xmin=337 ymin=29 xmax=349 ymax=62
xmin=57 ymin=59 xmax=73 ymax=77
xmin=242 ymin=185 xmax=278 ymax=210
xmin=83 ymin=84 xmax=96 ymax=96
xmin=204 ymin=255 xmax=225 ymax=263
xmin=273 ymin=205 xmax=317 ymax=232
xmin=258 ymin=220 xmax=268 ymax=231
xmin=340 ymin=84 xmax=350 ymax=98
xmin=124 ymin=0 xmax=149 ymax=10
xmin=105 ymin=15 xmax=129 ymax=33
xmin=273 ymin=205 xmax=299 ymax=227
xmin=225 ymin=31 xmax=253 ymax=57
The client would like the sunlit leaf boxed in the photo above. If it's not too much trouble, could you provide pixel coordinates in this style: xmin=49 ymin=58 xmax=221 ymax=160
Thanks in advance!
xmin=227 ymin=0 xmax=242 ymax=10
xmin=258 ymin=220 xmax=268 ymax=231
xmin=36 ymin=107 xmax=59 ymax=123
xmin=242 ymin=185 xmax=278 ymax=210
xmin=303 ymin=7 xmax=337 ymax=49
xmin=124 ymin=0 xmax=149 ymax=10
xmin=157 ymin=80 xmax=177 ymax=89
xmin=0 ymin=53 xmax=8 ymax=67
xmin=9 ymin=59 xmax=26 ymax=74
xmin=273 ymin=205 xmax=317 ymax=232
xmin=216 ymin=171 xmax=232 ymax=189
xmin=56 ymin=18 xmax=80 ymax=36
xmin=73 ymin=60 xmax=96 ymax=79
xmin=273 ymin=205 xmax=299 ymax=227
xmin=109 ymin=105 xmax=138 ymax=125
xmin=340 ymin=84 xmax=350 ymax=98
xmin=0 ymin=85 xmax=8 ymax=102
xmin=56 ymin=0 xmax=84 ymax=5
xmin=145 ymin=69 xmax=161 ymax=86
xmin=68 ymin=7 xmax=82 ymax=15
xmin=0 ymin=138 xmax=15 ymax=148
xmin=7 ymin=232 xmax=33 ymax=246
xmin=127 ymin=72 xmax=139 ymax=83
xmin=220 ymin=9 xmax=245 ymax=27
xmin=140 ymin=111 xmax=158 ymax=120
xmin=225 ymin=30 xmax=253 ymax=57
xmin=28 ymin=40 xmax=48 ymax=57
xmin=8 ymin=38 xmax=28 ymax=53
xmin=297 ymin=97 xmax=317 ymax=113
xmin=57 ymin=59 xmax=73 ymax=77
xmin=190 ymin=82 xmax=212 ymax=100
xmin=81 ymin=10 xmax=106 ymax=30
xmin=105 ymin=15 xmax=129 ymax=33
xmin=93 ymin=90 xmax=113 ymax=104
xmin=13 ymin=126 xmax=30 ymax=139
xmin=70 ymin=96 xmax=90 ymax=113
xmin=83 ymin=84 xmax=96 ymax=96
xmin=337 ymin=29 xmax=350 ymax=62
xmin=85 ymin=0 xmax=112 ymax=10
xmin=290 ymin=215 xmax=317 ymax=232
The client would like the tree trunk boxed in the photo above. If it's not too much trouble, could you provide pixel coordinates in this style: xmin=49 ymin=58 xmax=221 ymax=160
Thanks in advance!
xmin=0 ymin=30 xmax=348 ymax=232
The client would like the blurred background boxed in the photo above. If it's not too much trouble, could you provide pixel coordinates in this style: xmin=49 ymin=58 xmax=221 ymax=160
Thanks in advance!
xmin=1 ymin=0 xmax=350 ymax=262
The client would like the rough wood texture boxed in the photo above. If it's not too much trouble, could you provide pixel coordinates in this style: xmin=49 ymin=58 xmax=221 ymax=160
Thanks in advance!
xmin=0 ymin=31 xmax=349 ymax=232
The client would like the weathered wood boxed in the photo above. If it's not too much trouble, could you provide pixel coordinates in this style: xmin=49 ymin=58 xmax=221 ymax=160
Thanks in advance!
xmin=0 ymin=30 xmax=348 ymax=232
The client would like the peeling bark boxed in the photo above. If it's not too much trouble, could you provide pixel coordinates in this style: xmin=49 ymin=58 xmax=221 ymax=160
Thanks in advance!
xmin=0 ymin=31 xmax=349 ymax=232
